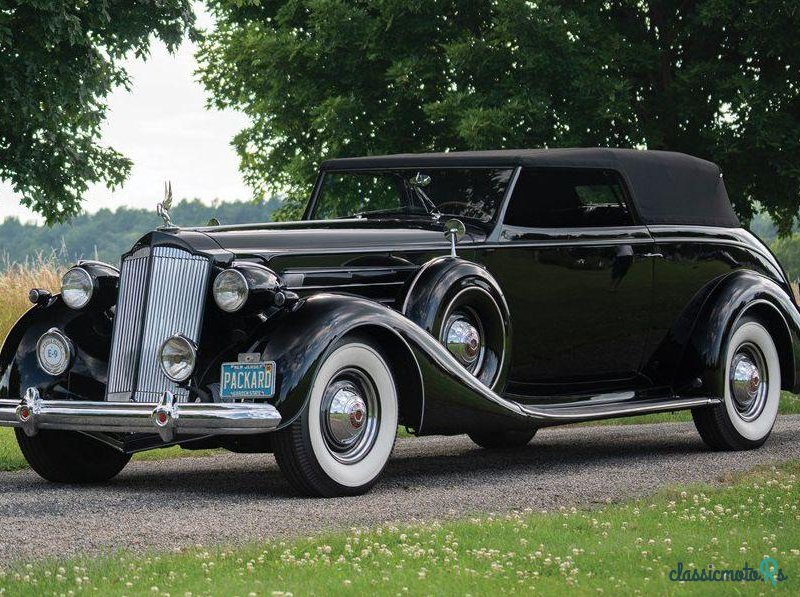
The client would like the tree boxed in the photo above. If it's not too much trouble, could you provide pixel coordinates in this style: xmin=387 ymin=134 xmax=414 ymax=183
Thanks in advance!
xmin=771 ymin=234 xmax=800 ymax=283
xmin=0 ymin=1 xmax=195 ymax=224
xmin=198 ymin=0 xmax=800 ymax=230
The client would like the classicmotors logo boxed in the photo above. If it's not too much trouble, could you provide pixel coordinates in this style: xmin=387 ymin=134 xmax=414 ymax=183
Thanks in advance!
xmin=669 ymin=557 xmax=788 ymax=586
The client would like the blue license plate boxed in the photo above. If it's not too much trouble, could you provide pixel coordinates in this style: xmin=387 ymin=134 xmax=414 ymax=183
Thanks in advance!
xmin=220 ymin=361 xmax=276 ymax=399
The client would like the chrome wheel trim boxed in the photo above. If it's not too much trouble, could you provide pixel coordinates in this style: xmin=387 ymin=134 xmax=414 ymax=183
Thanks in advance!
xmin=729 ymin=342 xmax=768 ymax=422
xmin=442 ymin=307 xmax=485 ymax=373
xmin=319 ymin=367 xmax=380 ymax=464
xmin=722 ymin=321 xmax=780 ymax=442
xmin=438 ymin=286 xmax=506 ymax=387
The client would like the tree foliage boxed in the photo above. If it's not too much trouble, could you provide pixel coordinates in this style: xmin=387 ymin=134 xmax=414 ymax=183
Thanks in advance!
xmin=0 ymin=0 xmax=195 ymax=224
xmin=771 ymin=234 xmax=800 ymax=283
xmin=0 ymin=197 xmax=281 ymax=267
xmin=199 ymin=0 xmax=800 ymax=230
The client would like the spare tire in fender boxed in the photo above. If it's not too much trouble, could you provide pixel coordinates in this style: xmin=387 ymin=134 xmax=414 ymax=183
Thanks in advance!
xmin=402 ymin=256 xmax=511 ymax=391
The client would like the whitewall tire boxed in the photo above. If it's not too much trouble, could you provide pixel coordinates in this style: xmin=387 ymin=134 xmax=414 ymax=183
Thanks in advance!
xmin=692 ymin=317 xmax=781 ymax=450
xmin=273 ymin=335 xmax=398 ymax=496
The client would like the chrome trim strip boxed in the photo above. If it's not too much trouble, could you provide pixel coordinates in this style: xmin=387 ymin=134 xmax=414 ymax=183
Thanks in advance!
xmin=0 ymin=389 xmax=281 ymax=440
xmin=401 ymin=255 xmax=453 ymax=315
xmin=289 ymin=281 xmax=406 ymax=291
xmin=516 ymin=396 xmax=720 ymax=421
xmin=282 ymin=265 xmax=418 ymax=274
xmin=488 ymin=165 xmax=521 ymax=242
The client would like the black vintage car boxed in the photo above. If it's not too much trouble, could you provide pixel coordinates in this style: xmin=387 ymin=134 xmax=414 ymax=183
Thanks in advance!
xmin=1 ymin=148 xmax=798 ymax=496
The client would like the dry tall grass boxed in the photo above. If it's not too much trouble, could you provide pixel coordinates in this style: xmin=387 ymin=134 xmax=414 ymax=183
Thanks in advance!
xmin=0 ymin=260 xmax=63 ymax=342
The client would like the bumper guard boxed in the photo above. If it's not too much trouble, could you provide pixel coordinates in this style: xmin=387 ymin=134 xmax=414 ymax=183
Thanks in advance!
xmin=0 ymin=388 xmax=282 ymax=442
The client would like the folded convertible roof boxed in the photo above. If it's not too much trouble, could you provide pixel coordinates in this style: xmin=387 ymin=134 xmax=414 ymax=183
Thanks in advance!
xmin=320 ymin=148 xmax=740 ymax=228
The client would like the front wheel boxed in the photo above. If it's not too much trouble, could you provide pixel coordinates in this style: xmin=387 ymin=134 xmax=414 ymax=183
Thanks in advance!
xmin=692 ymin=317 xmax=781 ymax=450
xmin=273 ymin=335 xmax=398 ymax=497
xmin=15 ymin=429 xmax=131 ymax=483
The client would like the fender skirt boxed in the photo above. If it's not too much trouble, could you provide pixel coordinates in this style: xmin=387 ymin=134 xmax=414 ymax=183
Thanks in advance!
xmin=249 ymin=293 xmax=534 ymax=435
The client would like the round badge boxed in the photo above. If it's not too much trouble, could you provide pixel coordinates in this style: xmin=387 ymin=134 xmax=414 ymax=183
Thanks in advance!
xmin=37 ymin=333 xmax=70 ymax=375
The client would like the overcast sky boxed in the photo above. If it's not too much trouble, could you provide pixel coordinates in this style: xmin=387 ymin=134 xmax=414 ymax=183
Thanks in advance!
xmin=0 ymin=9 xmax=251 ymax=224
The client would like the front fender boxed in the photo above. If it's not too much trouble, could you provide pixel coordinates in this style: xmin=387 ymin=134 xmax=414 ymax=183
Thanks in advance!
xmin=0 ymin=297 xmax=113 ymax=403
xmin=247 ymin=293 xmax=532 ymax=434
xmin=681 ymin=271 xmax=800 ymax=394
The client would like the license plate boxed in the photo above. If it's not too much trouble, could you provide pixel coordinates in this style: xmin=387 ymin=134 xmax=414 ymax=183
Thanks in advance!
xmin=220 ymin=361 xmax=276 ymax=399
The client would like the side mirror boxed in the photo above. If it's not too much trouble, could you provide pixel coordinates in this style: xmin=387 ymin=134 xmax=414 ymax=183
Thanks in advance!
xmin=443 ymin=218 xmax=466 ymax=257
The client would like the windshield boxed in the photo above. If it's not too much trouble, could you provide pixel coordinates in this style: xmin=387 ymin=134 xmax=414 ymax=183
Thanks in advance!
xmin=310 ymin=168 xmax=514 ymax=224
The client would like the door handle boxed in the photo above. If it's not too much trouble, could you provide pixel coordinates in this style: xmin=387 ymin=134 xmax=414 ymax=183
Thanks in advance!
xmin=642 ymin=252 xmax=664 ymax=259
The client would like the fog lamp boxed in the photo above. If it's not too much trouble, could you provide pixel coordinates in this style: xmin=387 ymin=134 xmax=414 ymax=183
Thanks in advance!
xmin=158 ymin=335 xmax=197 ymax=382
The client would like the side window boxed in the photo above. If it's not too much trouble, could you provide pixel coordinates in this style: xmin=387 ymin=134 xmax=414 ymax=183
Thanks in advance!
xmin=504 ymin=168 xmax=633 ymax=228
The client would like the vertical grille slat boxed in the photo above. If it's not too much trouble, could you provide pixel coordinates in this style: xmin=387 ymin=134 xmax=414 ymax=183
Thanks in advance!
xmin=106 ymin=245 xmax=211 ymax=403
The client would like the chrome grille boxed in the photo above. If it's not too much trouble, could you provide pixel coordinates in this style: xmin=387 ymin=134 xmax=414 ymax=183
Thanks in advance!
xmin=106 ymin=246 xmax=211 ymax=403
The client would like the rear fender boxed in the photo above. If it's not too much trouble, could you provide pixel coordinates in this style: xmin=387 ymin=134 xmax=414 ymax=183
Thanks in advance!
xmin=678 ymin=271 xmax=800 ymax=395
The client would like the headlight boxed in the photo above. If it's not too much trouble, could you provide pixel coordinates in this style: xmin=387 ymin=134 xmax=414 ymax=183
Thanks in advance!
xmin=36 ymin=328 xmax=73 ymax=376
xmin=213 ymin=269 xmax=249 ymax=312
xmin=61 ymin=267 xmax=93 ymax=309
xmin=158 ymin=335 xmax=197 ymax=382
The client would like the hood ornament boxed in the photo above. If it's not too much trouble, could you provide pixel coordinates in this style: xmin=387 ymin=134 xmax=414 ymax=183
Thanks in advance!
xmin=157 ymin=181 xmax=177 ymax=230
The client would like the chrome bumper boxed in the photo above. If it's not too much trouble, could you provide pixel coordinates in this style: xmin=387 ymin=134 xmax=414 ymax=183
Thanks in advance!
xmin=0 ymin=388 xmax=282 ymax=442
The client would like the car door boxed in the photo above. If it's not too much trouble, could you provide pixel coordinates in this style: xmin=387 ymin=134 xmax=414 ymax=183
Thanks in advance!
xmin=479 ymin=167 xmax=656 ymax=394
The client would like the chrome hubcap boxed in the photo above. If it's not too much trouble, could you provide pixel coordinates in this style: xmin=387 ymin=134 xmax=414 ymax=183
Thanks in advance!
xmin=320 ymin=368 xmax=380 ymax=463
xmin=730 ymin=342 xmax=768 ymax=422
xmin=443 ymin=310 xmax=484 ymax=373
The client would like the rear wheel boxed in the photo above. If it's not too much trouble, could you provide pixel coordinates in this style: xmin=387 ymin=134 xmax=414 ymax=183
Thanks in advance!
xmin=273 ymin=335 xmax=398 ymax=497
xmin=468 ymin=429 xmax=537 ymax=449
xmin=692 ymin=317 xmax=781 ymax=450
xmin=15 ymin=429 xmax=131 ymax=483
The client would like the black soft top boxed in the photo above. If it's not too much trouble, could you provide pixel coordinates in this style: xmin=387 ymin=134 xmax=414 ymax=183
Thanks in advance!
xmin=320 ymin=148 xmax=739 ymax=228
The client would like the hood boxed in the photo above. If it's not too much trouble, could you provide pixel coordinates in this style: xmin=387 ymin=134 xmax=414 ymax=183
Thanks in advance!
xmin=185 ymin=218 xmax=485 ymax=264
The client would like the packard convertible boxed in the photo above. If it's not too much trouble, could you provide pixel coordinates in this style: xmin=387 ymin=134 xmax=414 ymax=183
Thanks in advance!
xmin=2 ymin=149 xmax=798 ymax=497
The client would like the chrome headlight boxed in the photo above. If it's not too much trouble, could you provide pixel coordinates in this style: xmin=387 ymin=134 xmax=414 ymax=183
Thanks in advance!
xmin=213 ymin=269 xmax=249 ymax=312
xmin=61 ymin=267 xmax=93 ymax=309
xmin=36 ymin=328 xmax=73 ymax=376
xmin=158 ymin=335 xmax=197 ymax=382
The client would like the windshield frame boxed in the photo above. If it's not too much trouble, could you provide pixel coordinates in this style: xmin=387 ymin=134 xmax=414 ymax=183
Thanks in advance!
xmin=303 ymin=166 xmax=517 ymax=227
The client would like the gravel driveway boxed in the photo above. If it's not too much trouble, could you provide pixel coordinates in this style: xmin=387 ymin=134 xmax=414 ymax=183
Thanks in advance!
xmin=1 ymin=416 xmax=799 ymax=562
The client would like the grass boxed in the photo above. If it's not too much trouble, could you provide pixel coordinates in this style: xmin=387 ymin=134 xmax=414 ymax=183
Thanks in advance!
xmin=0 ymin=461 xmax=797 ymax=595
xmin=0 ymin=258 xmax=62 ymax=342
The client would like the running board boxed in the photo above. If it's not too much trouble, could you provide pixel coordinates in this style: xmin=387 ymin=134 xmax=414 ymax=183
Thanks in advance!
xmin=512 ymin=396 xmax=721 ymax=424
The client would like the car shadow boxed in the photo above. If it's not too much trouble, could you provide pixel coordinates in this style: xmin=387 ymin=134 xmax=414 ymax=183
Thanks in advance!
xmin=9 ymin=424 xmax=794 ymax=501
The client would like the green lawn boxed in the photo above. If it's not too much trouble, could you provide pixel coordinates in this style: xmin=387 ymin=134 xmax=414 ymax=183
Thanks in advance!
xmin=1 ymin=393 xmax=798 ymax=471
xmin=0 ymin=461 xmax=796 ymax=595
